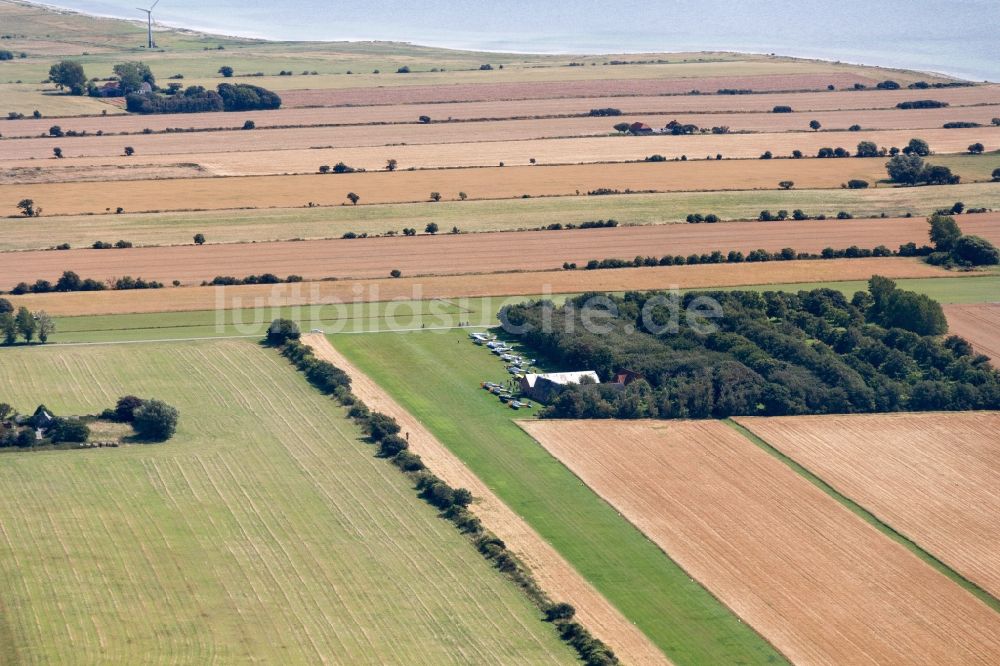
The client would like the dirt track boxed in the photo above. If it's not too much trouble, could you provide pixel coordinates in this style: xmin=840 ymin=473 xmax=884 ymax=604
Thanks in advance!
xmin=0 ymin=158 xmax=978 ymax=215
xmin=737 ymin=412 xmax=1000 ymax=601
xmin=4 ymin=214 xmax=997 ymax=287
xmin=301 ymin=334 xmax=671 ymax=666
xmin=521 ymin=419 xmax=1000 ymax=665
xmin=6 ymin=258 xmax=951 ymax=317
xmin=944 ymin=303 xmax=1000 ymax=364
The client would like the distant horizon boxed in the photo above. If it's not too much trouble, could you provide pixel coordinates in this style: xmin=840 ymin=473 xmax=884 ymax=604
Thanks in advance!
xmin=25 ymin=0 xmax=998 ymax=82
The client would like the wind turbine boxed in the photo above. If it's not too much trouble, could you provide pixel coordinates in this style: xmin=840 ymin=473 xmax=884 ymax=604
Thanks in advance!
xmin=137 ymin=0 xmax=160 ymax=49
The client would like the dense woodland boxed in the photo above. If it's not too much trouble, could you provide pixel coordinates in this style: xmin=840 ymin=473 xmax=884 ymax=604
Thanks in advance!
xmin=502 ymin=278 xmax=1000 ymax=419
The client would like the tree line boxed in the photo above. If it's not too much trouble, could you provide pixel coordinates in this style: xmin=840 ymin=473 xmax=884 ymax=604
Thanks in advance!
xmin=267 ymin=320 xmax=619 ymax=665
xmin=0 ymin=300 xmax=54 ymax=344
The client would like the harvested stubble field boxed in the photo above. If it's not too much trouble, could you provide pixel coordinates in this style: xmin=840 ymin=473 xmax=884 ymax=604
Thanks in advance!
xmin=6 ymin=126 xmax=994 ymax=170
xmin=4 ymin=214 xmax=998 ymax=286
xmin=943 ymin=303 xmax=1000 ymax=364
xmin=0 ymin=163 xmax=208 ymax=185
xmin=6 ymin=156 xmax=995 ymax=215
xmin=0 ymin=340 xmax=576 ymax=665
xmin=520 ymin=419 xmax=1000 ymax=665
xmin=275 ymin=73 xmax=898 ymax=107
xmin=5 ymin=183 xmax=999 ymax=252
xmin=4 ymin=258 xmax=953 ymax=317
xmin=6 ymin=88 xmax=998 ymax=138
xmin=735 ymin=412 xmax=1000 ymax=602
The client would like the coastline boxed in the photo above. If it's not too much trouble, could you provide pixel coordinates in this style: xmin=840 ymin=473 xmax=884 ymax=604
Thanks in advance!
xmin=13 ymin=0 xmax=990 ymax=82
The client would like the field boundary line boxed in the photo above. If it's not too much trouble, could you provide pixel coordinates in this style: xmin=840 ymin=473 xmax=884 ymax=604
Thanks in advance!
xmin=302 ymin=334 xmax=672 ymax=666
xmin=726 ymin=419 xmax=1000 ymax=614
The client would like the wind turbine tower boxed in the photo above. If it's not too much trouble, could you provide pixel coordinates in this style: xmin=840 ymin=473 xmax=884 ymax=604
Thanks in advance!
xmin=137 ymin=0 xmax=160 ymax=49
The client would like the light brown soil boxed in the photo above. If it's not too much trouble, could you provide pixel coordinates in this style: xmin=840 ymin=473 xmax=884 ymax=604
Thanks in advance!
xmin=5 ymin=89 xmax=997 ymax=138
xmin=301 ymin=334 xmax=671 ymax=666
xmin=4 ymin=214 xmax=997 ymax=287
xmin=5 ymin=258 xmax=951 ymax=317
xmin=520 ymin=419 xmax=1000 ymax=665
xmin=0 ymin=157 xmax=973 ymax=215
xmin=944 ymin=303 xmax=1000 ymax=364
xmin=275 ymin=73 xmax=884 ymax=106
xmin=735 ymin=412 xmax=1000 ymax=601
xmin=5 ymin=125 xmax=994 ymax=168
xmin=0 ymin=163 xmax=207 ymax=184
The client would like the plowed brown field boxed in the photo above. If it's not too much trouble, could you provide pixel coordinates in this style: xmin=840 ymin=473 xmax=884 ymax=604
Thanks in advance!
xmin=6 ymin=126 xmax=994 ymax=166
xmin=944 ymin=303 xmax=1000 ymax=364
xmin=0 ymin=158 xmax=972 ymax=215
xmin=520 ymin=419 xmax=1000 ymax=665
xmin=5 ymin=258 xmax=950 ymax=316
xmin=6 ymin=88 xmax=996 ymax=137
xmin=4 ymin=215 xmax=997 ymax=286
xmin=736 ymin=412 xmax=1000 ymax=601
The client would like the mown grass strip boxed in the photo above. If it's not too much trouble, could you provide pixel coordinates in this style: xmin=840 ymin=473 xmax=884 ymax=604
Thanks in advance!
xmin=726 ymin=419 xmax=1000 ymax=613
xmin=334 ymin=329 xmax=788 ymax=665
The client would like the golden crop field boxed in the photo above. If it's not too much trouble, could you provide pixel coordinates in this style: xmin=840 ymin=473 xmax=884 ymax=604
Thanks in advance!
xmin=4 ymin=258 xmax=953 ymax=317
xmin=736 ymin=413 xmax=1000 ymax=600
xmin=3 ymin=214 xmax=998 ymax=287
xmin=7 ymin=155 xmax=997 ymax=215
xmin=520 ymin=419 xmax=1000 ymax=665
xmin=944 ymin=303 xmax=1000 ymax=364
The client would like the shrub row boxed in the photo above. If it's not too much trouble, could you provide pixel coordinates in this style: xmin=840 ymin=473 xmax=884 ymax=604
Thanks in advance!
xmin=272 ymin=331 xmax=619 ymax=665
xmin=571 ymin=244 xmax=908 ymax=271
xmin=200 ymin=274 xmax=303 ymax=286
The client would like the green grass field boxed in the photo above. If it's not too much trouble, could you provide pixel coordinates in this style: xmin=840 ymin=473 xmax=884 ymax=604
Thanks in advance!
xmin=5 ymin=183 xmax=999 ymax=252
xmin=0 ymin=339 xmax=575 ymax=664
xmin=36 ymin=273 xmax=999 ymax=344
xmin=331 ymin=328 xmax=787 ymax=665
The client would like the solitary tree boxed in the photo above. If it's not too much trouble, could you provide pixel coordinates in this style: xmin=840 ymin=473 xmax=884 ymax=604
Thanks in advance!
xmin=193 ymin=233 xmax=206 ymax=245
xmin=49 ymin=125 xmax=64 ymax=137
xmin=928 ymin=214 xmax=962 ymax=252
xmin=386 ymin=158 xmax=398 ymax=171
xmin=809 ymin=120 xmax=821 ymax=131
xmin=425 ymin=222 xmax=439 ymax=234
xmin=242 ymin=120 xmax=255 ymax=130
xmin=48 ymin=60 xmax=86 ymax=94
xmin=52 ymin=147 xmax=63 ymax=158
xmin=855 ymin=141 xmax=879 ymax=158
xmin=458 ymin=191 xmax=468 ymax=200
xmin=132 ymin=400 xmax=179 ymax=441
xmin=613 ymin=122 xmax=631 ymax=134
xmin=115 ymin=395 xmax=145 ymax=422
xmin=418 ymin=115 xmax=431 ymax=123
xmin=992 ymin=167 xmax=1000 ymax=182
xmin=15 ymin=307 xmax=36 ymax=343
xmin=16 ymin=199 xmax=38 ymax=217
xmin=35 ymin=311 xmax=55 ymax=343
xmin=429 ymin=192 xmax=442 ymax=202
xmin=885 ymin=154 xmax=925 ymax=185
xmin=968 ymin=142 xmax=985 ymax=155
xmin=902 ymin=137 xmax=931 ymax=156
xmin=778 ymin=180 xmax=794 ymax=190
xmin=1 ymin=314 xmax=16 ymax=345
xmin=124 ymin=146 xmax=135 ymax=156
xmin=266 ymin=318 xmax=300 ymax=345
xmin=218 ymin=65 xmax=234 ymax=77
xmin=346 ymin=192 xmax=360 ymax=205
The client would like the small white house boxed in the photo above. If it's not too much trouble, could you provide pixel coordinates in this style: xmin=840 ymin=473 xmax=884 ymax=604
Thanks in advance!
xmin=520 ymin=371 xmax=600 ymax=402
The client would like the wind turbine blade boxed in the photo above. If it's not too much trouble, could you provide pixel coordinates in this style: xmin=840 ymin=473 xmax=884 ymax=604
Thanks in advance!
xmin=150 ymin=0 xmax=160 ymax=9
